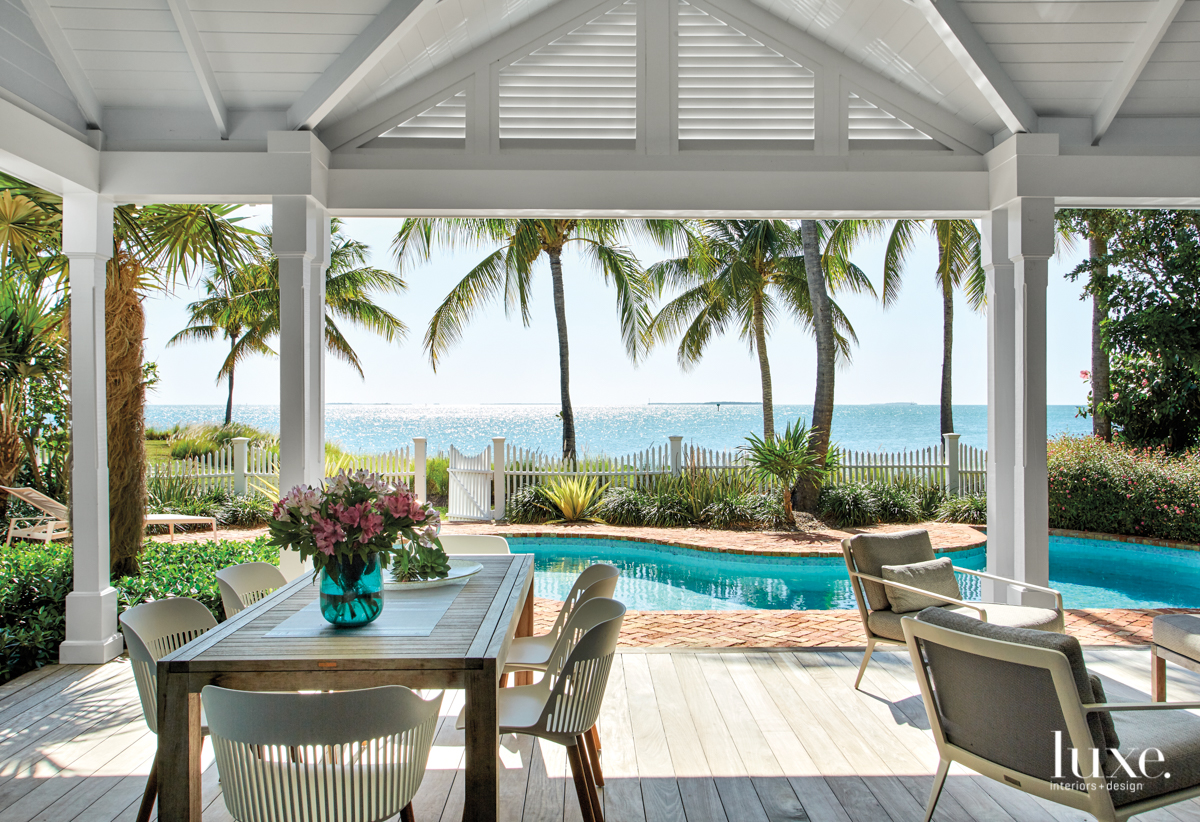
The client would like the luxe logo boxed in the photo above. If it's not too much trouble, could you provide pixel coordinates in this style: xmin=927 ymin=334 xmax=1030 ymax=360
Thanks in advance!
xmin=1052 ymin=731 xmax=1169 ymax=783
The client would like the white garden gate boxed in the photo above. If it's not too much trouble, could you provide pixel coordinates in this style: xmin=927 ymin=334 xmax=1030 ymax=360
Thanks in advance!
xmin=448 ymin=444 xmax=494 ymax=521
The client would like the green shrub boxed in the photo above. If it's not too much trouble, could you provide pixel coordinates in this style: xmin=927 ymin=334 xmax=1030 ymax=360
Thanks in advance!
xmin=819 ymin=483 xmax=879 ymax=528
xmin=867 ymin=482 xmax=921 ymax=524
xmin=145 ymin=424 xmax=182 ymax=441
xmin=0 ymin=536 xmax=278 ymax=685
xmin=936 ymin=494 xmax=988 ymax=524
xmin=704 ymin=493 xmax=789 ymax=530
xmin=145 ymin=472 xmax=271 ymax=527
xmin=641 ymin=487 xmax=692 ymax=527
xmin=0 ymin=541 xmax=72 ymax=684
xmin=505 ymin=484 xmax=558 ymax=524
xmin=1048 ymin=435 xmax=1200 ymax=542
xmin=593 ymin=487 xmax=651 ymax=525
xmin=426 ymin=456 xmax=449 ymax=497
xmin=168 ymin=422 xmax=276 ymax=459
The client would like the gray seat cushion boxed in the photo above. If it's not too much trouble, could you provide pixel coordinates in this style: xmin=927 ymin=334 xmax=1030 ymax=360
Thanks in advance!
xmin=916 ymin=607 xmax=1118 ymax=756
xmin=868 ymin=602 xmax=1064 ymax=643
xmin=1109 ymin=707 xmax=1200 ymax=806
xmin=1154 ymin=614 xmax=1200 ymax=661
xmin=847 ymin=529 xmax=936 ymax=611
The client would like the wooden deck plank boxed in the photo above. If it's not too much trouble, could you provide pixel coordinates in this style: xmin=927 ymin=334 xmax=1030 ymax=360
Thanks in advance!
xmin=622 ymin=655 xmax=687 ymax=822
xmin=596 ymin=657 xmax=647 ymax=822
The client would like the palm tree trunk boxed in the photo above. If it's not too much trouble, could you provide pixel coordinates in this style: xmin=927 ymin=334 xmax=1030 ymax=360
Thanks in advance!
xmin=225 ymin=337 xmax=236 ymax=425
xmin=940 ymin=265 xmax=955 ymax=436
xmin=1089 ymin=232 xmax=1112 ymax=441
xmin=794 ymin=219 xmax=835 ymax=513
xmin=751 ymin=291 xmax=775 ymax=441
xmin=107 ymin=254 xmax=147 ymax=577
xmin=547 ymin=248 xmax=576 ymax=463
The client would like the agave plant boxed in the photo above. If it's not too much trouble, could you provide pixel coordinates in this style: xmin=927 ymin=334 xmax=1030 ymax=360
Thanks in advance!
xmin=543 ymin=476 xmax=608 ymax=523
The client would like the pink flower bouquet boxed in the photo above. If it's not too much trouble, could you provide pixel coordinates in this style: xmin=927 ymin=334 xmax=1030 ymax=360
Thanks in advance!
xmin=268 ymin=469 xmax=442 ymax=583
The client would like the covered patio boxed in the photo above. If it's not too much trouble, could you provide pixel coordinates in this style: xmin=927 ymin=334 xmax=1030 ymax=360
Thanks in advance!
xmin=2 ymin=0 xmax=1200 ymax=818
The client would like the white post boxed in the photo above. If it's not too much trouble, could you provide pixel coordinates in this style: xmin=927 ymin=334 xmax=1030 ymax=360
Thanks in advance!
xmin=273 ymin=195 xmax=323 ymax=581
xmin=308 ymin=211 xmax=331 ymax=480
xmin=231 ymin=436 xmax=250 ymax=495
xmin=413 ymin=437 xmax=427 ymax=503
xmin=1010 ymin=197 xmax=1055 ymax=604
xmin=983 ymin=208 xmax=1015 ymax=603
xmin=943 ymin=433 xmax=961 ymax=496
xmin=669 ymin=435 xmax=683 ymax=476
xmin=492 ymin=437 xmax=506 ymax=520
xmin=59 ymin=192 xmax=123 ymax=665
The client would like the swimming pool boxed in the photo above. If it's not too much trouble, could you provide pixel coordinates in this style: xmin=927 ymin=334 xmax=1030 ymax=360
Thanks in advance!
xmin=506 ymin=535 xmax=1200 ymax=611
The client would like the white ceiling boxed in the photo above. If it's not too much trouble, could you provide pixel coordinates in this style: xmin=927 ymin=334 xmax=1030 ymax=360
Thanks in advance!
xmin=1 ymin=0 xmax=1196 ymax=148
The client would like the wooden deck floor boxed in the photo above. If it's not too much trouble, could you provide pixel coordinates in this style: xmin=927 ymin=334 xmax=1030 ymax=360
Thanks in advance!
xmin=2 ymin=649 xmax=1200 ymax=822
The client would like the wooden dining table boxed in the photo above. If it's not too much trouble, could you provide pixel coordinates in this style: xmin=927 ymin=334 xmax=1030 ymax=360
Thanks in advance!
xmin=156 ymin=553 xmax=535 ymax=822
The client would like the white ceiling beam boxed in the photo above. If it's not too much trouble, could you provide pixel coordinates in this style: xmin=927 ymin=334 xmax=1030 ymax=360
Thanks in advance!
xmin=0 ymin=95 xmax=98 ymax=193
xmin=166 ymin=0 xmax=229 ymax=139
xmin=21 ymin=0 xmax=103 ymax=129
xmin=287 ymin=0 xmax=439 ymax=132
xmin=913 ymin=0 xmax=1037 ymax=135
xmin=1092 ymin=0 xmax=1186 ymax=145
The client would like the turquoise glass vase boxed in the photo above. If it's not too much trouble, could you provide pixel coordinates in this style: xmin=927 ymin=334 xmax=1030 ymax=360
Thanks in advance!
xmin=319 ymin=553 xmax=384 ymax=627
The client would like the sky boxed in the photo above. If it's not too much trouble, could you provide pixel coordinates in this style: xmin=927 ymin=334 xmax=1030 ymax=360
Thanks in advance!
xmin=142 ymin=208 xmax=1094 ymax=408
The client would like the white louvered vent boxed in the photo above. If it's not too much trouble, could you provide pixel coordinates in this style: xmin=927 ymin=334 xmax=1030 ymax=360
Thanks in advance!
xmin=848 ymin=93 xmax=938 ymax=147
xmin=499 ymin=1 xmax=637 ymax=148
xmin=377 ymin=90 xmax=466 ymax=147
xmin=678 ymin=0 xmax=814 ymax=149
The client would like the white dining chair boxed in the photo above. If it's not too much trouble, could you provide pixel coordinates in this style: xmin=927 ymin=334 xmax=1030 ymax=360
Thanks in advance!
xmin=202 ymin=685 xmax=443 ymax=822
xmin=436 ymin=534 xmax=510 ymax=554
xmin=460 ymin=597 xmax=626 ymax=822
xmin=216 ymin=561 xmax=287 ymax=619
xmin=119 ymin=597 xmax=218 ymax=822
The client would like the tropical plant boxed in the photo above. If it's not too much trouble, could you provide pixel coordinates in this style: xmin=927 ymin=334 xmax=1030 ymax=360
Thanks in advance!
xmin=647 ymin=220 xmax=870 ymax=439
xmin=1058 ymin=209 xmax=1121 ymax=441
xmin=171 ymin=219 xmax=407 ymax=423
xmin=505 ymin=483 xmax=559 ymax=524
xmin=818 ymin=483 xmax=878 ymax=528
xmin=741 ymin=417 xmax=832 ymax=522
xmin=936 ymin=493 xmax=988 ymax=525
xmin=392 ymin=219 xmax=688 ymax=461
xmin=0 ymin=174 xmax=262 ymax=575
xmin=542 ymin=475 xmax=608 ymax=523
xmin=877 ymin=220 xmax=985 ymax=436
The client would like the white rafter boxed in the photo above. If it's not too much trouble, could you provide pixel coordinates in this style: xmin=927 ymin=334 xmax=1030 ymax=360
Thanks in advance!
xmin=166 ymin=0 xmax=229 ymax=139
xmin=1092 ymin=0 xmax=1186 ymax=145
xmin=21 ymin=0 xmax=103 ymax=129
xmin=913 ymin=0 xmax=1037 ymax=135
xmin=287 ymin=0 xmax=439 ymax=132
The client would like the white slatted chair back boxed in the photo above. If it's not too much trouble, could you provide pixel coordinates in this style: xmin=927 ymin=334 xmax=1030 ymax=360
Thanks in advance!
xmin=216 ymin=561 xmax=287 ymax=619
xmin=119 ymin=598 xmax=217 ymax=734
xmin=437 ymin=534 xmax=510 ymax=555
xmin=0 ymin=486 xmax=69 ymax=520
xmin=516 ymin=597 xmax=625 ymax=746
xmin=546 ymin=563 xmax=619 ymax=643
xmin=201 ymin=685 xmax=443 ymax=822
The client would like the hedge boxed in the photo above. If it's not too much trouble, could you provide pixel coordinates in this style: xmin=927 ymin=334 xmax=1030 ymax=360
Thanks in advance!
xmin=0 ymin=537 xmax=278 ymax=685
xmin=1048 ymin=436 xmax=1200 ymax=543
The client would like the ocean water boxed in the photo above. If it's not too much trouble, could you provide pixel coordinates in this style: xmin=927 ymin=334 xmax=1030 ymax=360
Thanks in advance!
xmin=145 ymin=403 xmax=1090 ymax=456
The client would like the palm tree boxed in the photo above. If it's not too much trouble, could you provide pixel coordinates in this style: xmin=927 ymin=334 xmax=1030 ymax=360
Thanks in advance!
xmin=0 ymin=174 xmax=260 ymax=575
xmin=646 ymin=220 xmax=870 ymax=440
xmin=879 ymin=219 xmax=985 ymax=436
xmin=169 ymin=219 xmax=407 ymax=424
xmin=393 ymin=219 xmax=682 ymax=462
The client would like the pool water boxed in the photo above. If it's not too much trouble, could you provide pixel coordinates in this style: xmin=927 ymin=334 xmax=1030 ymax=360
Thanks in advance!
xmin=506 ymin=535 xmax=1200 ymax=611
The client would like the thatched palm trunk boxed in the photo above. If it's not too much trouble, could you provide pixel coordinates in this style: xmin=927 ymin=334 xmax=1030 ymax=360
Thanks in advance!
xmin=794 ymin=219 xmax=836 ymax=513
xmin=751 ymin=291 xmax=775 ymax=440
xmin=940 ymin=263 xmax=955 ymax=436
xmin=107 ymin=254 xmax=147 ymax=577
xmin=547 ymin=248 xmax=576 ymax=463
xmin=1089 ymin=232 xmax=1112 ymax=441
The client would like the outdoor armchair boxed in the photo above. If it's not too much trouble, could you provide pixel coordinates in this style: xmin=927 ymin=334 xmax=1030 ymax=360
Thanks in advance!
xmin=903 ymin=607 xmax=1200 ymax=822
xmin=119 ymin=597 xmax=219 ymax=822
xmin=216 ymin=561 xmax=287 ymax=619
xmin=842 ymin=529 xmax=1063 ymax=688
xmin=1 ymin=486 xmax=70 ymax=545
xmin=202 ymin=685 xmax=443 ymax=822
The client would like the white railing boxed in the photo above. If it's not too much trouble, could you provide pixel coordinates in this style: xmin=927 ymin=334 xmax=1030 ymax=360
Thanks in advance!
xmin=830 ymin=436 xmax=986 ymax=494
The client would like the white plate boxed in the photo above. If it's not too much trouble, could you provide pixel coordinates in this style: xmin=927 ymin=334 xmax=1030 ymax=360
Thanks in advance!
xmin=387 ymin=559 xmax=483 ymax=590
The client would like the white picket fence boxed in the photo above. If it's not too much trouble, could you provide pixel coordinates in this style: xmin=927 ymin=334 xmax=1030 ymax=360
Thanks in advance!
xmin=832 ymin=438 xmax=987 ymax=494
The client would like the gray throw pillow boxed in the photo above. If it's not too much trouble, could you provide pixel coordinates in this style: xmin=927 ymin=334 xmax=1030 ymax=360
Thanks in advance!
xmin=881 ymin=557 xmax=962 ymax=613
xmin=847 ymin=530 xmax=937 ymax=611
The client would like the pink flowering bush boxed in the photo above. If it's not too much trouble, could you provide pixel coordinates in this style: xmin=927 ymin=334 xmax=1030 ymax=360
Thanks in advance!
xmin=1048 ymin=436 xmax=1200 ymax=542
xmin=268 ymin=470 xmax=442 ymax=580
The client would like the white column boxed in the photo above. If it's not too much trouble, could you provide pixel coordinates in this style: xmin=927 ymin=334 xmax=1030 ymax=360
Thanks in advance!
xmin=1009 ymin=197 xmax=1055 ymax=599
xmin=982 ymin=208 xmax=1015 ymax=602
xmin=273 ymin=195 xmax=323 ymax=580
xmin=60 ymin=192 xmax=123 ymax=665
xmin=308 ymin=210 xmax=331 ymax=482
